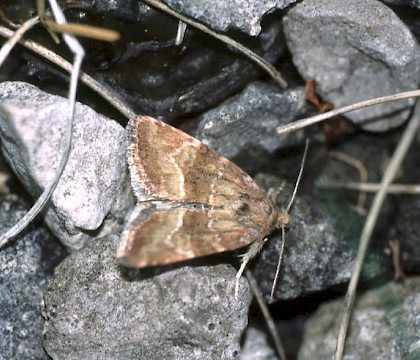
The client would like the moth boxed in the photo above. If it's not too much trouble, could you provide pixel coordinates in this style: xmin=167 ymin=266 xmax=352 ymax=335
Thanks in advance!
xmin=117 ymin=115 xmax=297 ymax=296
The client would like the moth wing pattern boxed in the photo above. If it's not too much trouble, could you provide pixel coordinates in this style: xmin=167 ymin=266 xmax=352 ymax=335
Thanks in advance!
xmin=117 ymin=206 xmax=263 ymax=267
xmin=127 ymin=115 xmax=266 ymax=206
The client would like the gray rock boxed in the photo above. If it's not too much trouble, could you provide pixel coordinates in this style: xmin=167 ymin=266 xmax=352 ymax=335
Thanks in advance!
xmin=382 ymin=0 xmax=420 ymax=10
xmin=298 ymin=277 xmax=420 ymax=359
xmin=43 ymin=235 xmax=251 ymax=360
xmin=251 ymin=174 xmax=356 ymax=301
xmin=240 ymin=326 xmax=277 ymax=360
xmin=163 ymin=0 xmax=297 ymax=36
xmin=0 ymin=82 xmax=135 ymax=249
xmin=0 ymin=195 xmax=67 ymax=360
xmin=194 ymin=82 xmax=306 ymax=159
xmin=283 ymin=0 xmax=420 ymax=131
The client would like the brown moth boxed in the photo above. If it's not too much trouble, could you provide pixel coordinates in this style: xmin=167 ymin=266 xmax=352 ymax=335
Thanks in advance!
xmin=117 ymin=115 xmax=290 ymax=293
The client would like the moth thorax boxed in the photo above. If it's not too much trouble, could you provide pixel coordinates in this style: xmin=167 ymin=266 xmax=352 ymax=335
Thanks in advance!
xmin=276 ymin=211 xmax=290 ymax=229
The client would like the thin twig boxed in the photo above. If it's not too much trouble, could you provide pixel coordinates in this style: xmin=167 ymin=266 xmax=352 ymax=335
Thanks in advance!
xmin=0 ymin=16 xmax=39 ymax=66
xmin=334 ymin=100 xmax=420 ymax=359
xmin=175 ymin=20 xmax=187 ymax=46
xmin=44 ymin=20 xmax=120 ymax=42
xmin=0 ymin=24 xmax=135 ymax=119
xmin=388 ymin=239 xmax=405 ymax=281
xmin=328 ymin=151 xmax=368 ymax=215
xmin=245 ymin=270 xmax=287 ymax=360
xmin=38 ymin=0 xmax=120 ymax=43
xmin=141 ymin=0 xmax=287 ymax=88
xmin=277 ymin=90 xmax=420 ymax=135
xmin=317 ymin=181 xmax=420 ymax=194
xmin=0 ymin=0 xmax=85 ymax=249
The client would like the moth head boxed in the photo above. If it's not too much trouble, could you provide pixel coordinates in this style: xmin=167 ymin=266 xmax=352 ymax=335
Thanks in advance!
xmin=276 ymin=210 xmax=289 ymax=229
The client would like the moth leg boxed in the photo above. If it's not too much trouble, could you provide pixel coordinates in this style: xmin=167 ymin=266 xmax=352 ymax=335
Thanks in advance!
xmin=235 ymin=237 xmax=268 ymax=298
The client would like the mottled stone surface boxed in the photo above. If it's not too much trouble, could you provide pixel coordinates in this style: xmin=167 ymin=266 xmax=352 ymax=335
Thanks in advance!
xmin=163 ymin=0 xmax=297 ymax=36
xmin=0 ymin=82 xmax=135 ymax=249
xmin=298 ymin=277 xmax=420 ymax=359
xmin=283 ymin=0 xmax=420 ymax=131
xmin=251 ymin=174 xmax=356 ymax=301
xmin=240 ymin=326 xmax=277 ymax=360
xmin=194 ymin=82 xmax=306 ymax=159
xmin=43 ymin=235 xmax=251 ymax=359
xmin=0 ymin=195 xmax=67 ymax=360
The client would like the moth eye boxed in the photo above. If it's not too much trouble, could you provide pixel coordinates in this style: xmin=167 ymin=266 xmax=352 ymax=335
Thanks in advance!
xmin=237 ymin=202 xmax=250 ymax=214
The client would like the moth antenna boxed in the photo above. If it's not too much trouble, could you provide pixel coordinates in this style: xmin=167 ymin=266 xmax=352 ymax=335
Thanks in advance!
xmin=270 ymin=227 xmax=286 ymax=302
xmin=270 ymin=140 xmax=309 ymax=302
xmin=285 ymin=139 xmax=309 ymax=213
